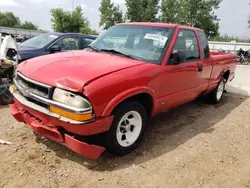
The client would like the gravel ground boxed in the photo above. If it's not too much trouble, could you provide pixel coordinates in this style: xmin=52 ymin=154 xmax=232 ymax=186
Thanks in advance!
xmin=0 ymin=93 xmax=250 ymax=188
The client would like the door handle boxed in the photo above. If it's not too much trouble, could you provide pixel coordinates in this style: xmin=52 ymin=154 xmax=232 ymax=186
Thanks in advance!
xmin=198 ymin=65 xmax=203 ymax=72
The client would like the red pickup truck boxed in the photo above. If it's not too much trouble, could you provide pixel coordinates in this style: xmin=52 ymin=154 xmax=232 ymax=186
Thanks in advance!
xmin=9 ymin=23 xmax=237 ymax=159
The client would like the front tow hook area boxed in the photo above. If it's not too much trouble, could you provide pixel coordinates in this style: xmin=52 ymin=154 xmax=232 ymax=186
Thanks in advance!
xmin=9 ymin=103 xmax=106 ymax=159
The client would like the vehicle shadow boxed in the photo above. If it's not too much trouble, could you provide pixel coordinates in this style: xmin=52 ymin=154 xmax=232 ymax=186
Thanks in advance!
xmin=225 ymin=84 xmax=250 ymax=97
xmin=36 ymin=93 xmax=248 ymax=172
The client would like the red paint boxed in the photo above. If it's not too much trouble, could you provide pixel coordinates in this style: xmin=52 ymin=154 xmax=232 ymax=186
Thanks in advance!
xmin=18 ymin=51 xmax=145 ymax=92
xmin=12 ymin=23 xmax=237 ymax=159
xmin=9 ymin=103 xmax=105 ymax=159
xmin=13 ymin=98 xmax=114 ymax=136
xmin=210 ymin=51 xmax=224 ymax=55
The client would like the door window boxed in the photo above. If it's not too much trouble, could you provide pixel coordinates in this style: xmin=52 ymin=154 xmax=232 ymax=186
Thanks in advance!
xmin=84 ymin=38 xmax=95 ymax=47
xmin=173 ymin=29 xmax=200 ymax=62
xmin=52 ymin=37 xmax=79 ymax=51
xmin=198 ymin=31 xmax=209 ymax=59
xmin=79 ymin=38 xmax=95 ymax=49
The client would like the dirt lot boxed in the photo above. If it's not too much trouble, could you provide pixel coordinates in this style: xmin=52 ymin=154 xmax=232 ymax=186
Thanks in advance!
xmin=1 ymin=93 xmax=250 ymax=188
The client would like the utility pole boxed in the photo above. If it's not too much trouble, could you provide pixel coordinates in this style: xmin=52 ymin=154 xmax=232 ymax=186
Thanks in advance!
xmin=72 ymin=0 xmax=74 ymax=12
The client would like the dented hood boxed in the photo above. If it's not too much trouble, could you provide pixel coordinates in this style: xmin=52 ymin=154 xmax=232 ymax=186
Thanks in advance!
xmin=17 ymin=50 xmax=145 ymax=92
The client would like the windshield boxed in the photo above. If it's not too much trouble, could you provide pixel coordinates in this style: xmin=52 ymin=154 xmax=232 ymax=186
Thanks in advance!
xmin=90 ymin=25 xmax=174 ymax=64
xmin=19 ymin=33 xmax=59 ymax=49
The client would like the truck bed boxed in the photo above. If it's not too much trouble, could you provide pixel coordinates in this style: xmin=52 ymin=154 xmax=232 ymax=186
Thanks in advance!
xmin=210 ymin=52 xmax=237 ymax=83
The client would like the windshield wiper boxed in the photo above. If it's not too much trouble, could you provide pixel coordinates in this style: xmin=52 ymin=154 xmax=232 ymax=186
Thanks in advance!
xmin=87 ymin=45 xmax=100 ymax=52
xmin=100 ymin=49 xmax=140 ymax=60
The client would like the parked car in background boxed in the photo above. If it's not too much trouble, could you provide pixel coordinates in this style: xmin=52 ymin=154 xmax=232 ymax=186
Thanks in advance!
xmin=17 ymin=33 xmax=96 ymax=63
xmin=10 ymin=23 xmax=237 ymax=159
xmin=0 ymin=32 xmax=18 ymax=105
xmin=16 ymin=35 xmax=32 ymax=45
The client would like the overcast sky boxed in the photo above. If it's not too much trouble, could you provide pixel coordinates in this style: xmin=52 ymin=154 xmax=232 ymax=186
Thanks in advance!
xmin=0 ymin=0 xmax=250 ymax=38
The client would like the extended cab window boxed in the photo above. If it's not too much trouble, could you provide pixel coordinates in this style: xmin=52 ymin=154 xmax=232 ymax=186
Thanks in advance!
xmin=173 ymin=29 xmax=200 ymax=62
xmin=198 ymin=31 xmax=210 ymax=59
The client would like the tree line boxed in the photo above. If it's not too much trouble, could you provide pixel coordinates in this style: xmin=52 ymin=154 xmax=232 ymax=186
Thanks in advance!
xmin=99 ymin=0 xmax=222 ymax=37
xmin=1 ymin=0 xmax=249 ymax=39
xmin=0 ymin=12 xmax=39 ymax=30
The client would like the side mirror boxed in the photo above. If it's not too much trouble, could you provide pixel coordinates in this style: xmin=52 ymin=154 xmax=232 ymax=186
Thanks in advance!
xmin=49 ymin=46 xmax=62 ymax=53
xmin=168 ymin=50 xmax=186 ymax=65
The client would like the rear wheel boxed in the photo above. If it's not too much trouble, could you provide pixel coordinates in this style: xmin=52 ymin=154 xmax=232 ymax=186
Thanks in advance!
xmin=207 ymin=77 xmax=225 ymax=104
xmin=104 ymin=101 xmax=147 ymax=156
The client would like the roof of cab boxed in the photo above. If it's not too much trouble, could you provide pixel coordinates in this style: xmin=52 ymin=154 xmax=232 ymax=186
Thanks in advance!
xmin=117 ymin=22 xmax=204 ymax=31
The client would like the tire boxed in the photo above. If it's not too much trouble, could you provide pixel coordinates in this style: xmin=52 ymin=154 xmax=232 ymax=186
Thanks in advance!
xmin=0 ymin=95 xmax=12 ymax=105
xmin=104 ymin=101 xmax=147 ymax=156
xmin=207 ymin=77 xmax=225 ymax=104
xmin=0 ymin=91 xmax=14 ymax=105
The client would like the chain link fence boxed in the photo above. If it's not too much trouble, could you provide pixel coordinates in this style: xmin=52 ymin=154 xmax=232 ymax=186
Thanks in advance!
xmin=209 ymin=41 xmax=250 ymax=52
xmin=0 ymin=26 xmax=47 ymax=37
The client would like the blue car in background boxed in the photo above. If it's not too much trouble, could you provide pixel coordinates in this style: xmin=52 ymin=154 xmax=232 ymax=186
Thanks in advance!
xmin=18 ymin=33 xmax=97 ymax=63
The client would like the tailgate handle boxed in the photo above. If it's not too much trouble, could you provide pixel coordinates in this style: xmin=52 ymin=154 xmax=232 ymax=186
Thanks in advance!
xmin=198 ymin=65 xmax=203 ymax=72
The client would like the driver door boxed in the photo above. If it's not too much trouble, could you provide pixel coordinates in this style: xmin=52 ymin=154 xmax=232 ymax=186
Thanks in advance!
xmin=156 ymin=29 xmax=202 ymax=110
xmin=49 ymin=37 xmax=79 ymax=53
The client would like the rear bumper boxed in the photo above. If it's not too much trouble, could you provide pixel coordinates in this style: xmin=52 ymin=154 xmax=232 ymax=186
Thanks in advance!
xmin=10 ymin=99 xmax=114 ymax=159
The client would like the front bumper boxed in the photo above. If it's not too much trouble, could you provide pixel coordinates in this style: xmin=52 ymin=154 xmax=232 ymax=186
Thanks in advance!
xmin=10 ymin=98 xmax=114 ymax=159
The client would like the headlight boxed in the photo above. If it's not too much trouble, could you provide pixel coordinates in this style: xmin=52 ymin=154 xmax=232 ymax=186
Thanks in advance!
xmin=52 ymin=88 xmax=91 ymax=109
xmin=50 ymin=88 xmax=94 ymax=122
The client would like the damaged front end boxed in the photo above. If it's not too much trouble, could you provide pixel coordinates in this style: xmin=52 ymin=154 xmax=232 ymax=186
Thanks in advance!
xmin=9 ymin=71 xmax=113 ymax=159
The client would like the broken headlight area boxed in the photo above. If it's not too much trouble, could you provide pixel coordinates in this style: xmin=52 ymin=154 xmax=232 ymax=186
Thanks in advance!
xmin=50 ymin=88 xmax=94 ymax=122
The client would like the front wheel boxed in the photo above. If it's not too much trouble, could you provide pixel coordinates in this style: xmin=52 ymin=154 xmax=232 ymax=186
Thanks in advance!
xmin=104 ymin=101 xmax=147 ymax=156
xmin=207 ymin=77 xmax=225 ymax=104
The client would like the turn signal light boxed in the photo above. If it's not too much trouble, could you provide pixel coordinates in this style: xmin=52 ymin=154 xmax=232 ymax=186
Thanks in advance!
xmin=49 ymin=106 xmax=94 ymax=122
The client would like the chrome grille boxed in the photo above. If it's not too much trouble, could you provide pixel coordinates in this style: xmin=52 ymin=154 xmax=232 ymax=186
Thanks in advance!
xmin=15 ymin=72 xmax=53 ymax=99
xmin=13 ymin=72 xmax=92 ymax=115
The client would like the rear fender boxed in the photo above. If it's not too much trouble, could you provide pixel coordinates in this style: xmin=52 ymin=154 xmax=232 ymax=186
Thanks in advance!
xmin=218 ymin=67 xmax=230 ymax=82
xmin=102 ymin=87 xmax=157 ymax=117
